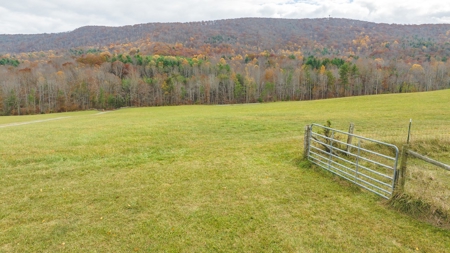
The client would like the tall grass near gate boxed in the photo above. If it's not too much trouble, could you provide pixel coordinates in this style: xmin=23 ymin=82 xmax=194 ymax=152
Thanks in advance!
xmin=391 ymin=141 xmax=450 ymax=226
xmin=400 ymin=159 xmax=450 ymax=222
xmin=0 ymin=90 xmax=449 ymax=252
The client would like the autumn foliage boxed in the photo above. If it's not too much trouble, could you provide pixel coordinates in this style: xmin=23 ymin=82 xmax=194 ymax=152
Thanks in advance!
xmin=1 ymin=18 xmax=450 ymax=115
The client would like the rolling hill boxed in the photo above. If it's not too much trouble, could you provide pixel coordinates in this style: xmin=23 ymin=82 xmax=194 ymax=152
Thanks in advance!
xmin=1 ymin=17 xmax=450 ymax=61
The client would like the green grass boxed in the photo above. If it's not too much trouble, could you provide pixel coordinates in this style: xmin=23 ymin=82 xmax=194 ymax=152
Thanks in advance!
xmin=1 ymin=90 xmax=450 ymax=252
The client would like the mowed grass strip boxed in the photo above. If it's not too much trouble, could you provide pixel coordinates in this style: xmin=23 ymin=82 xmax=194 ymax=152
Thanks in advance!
xmin=0 ymin=90 xmax=449 ymax=252
xmin=0 ymin=111 xmax=96 ymax=126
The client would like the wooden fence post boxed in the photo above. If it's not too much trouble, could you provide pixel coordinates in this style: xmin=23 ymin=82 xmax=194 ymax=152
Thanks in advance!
xmin=346 ymin=123 xmax=354 ymax=153
xmin=303 ymin=125 xmax=311 ymax=159
xmin=396 ymin=144 xmax=409 ymax=192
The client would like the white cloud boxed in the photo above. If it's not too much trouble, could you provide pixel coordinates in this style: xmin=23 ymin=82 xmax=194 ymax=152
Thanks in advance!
xmin=0 ymin=0 xmax=449 ymax=34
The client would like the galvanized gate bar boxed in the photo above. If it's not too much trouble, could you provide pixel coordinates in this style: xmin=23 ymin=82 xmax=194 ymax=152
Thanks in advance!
xmin=307 ymin=124 xmax=399 ymax=199
xmin=309 ymin=154 xmax=392 ymax=195
xmin=311 ymin=131 xmax=397 ymax=161
xmin=310 ymin=134 xmax=396 ymax=170
xmin=309 ymin=146 xmax=394 ymax=180
xmin=309 ymin=149 xmax=394 ymax=189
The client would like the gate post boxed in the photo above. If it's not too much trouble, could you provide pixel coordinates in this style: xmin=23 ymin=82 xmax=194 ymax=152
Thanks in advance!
xmin=303 ymin=125 xmax=311 ymax=159
xmin=346 ymin=123 xmax=355 ymax=153
xmin=395 ymin=144 xmax=409 ymax=193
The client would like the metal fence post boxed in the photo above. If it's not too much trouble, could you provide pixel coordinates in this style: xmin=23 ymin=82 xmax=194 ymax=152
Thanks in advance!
xmin=303 ymin=125 xmax=311 ymax=159
xmin=407 ymin=119 xmax=412 ymax=144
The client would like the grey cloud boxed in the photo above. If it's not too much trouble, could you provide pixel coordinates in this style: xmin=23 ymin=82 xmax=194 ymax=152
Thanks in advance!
xmin=1 ymin=0 xmax=450 ymax=34
xmin=358 ymin=1 xmax=377 ymax=15
xmin=430 ymin=10 xmax=450 ymax=22
xmin=259 ymin=6 xmax=277 ymax=16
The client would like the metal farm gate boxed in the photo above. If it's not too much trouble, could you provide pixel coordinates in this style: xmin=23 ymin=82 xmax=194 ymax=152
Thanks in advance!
xmin=305 ymin=124 xmax=400 ymax=199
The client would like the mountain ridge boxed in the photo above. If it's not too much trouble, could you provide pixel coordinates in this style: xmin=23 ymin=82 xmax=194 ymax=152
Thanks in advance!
xmin=1 ymin=17 xmax=450 ymax=54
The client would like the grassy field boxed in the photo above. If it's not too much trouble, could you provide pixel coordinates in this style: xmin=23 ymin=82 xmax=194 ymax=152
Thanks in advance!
xmin=1 ymin=90 xmax=449 ymax=252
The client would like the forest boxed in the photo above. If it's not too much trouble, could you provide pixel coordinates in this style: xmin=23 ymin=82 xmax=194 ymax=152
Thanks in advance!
xmin=0 ymin=18 xmax=450 ymax=115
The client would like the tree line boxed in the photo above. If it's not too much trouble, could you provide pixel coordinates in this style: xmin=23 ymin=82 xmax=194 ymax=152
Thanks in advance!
xmin=1 ymin=50 xmax=449 ymax=115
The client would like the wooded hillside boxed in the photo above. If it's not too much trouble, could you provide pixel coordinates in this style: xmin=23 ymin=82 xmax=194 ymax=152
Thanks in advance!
xmin=1 ymin=18 xmax=450 ymax=115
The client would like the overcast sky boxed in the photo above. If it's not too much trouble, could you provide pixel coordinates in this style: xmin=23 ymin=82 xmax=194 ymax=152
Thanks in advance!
xmin=1 ymin=0 xmax=450 ymax=34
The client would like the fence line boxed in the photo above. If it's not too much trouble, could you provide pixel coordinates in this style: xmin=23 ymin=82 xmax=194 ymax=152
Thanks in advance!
xmin=396 ymin=144 xmax=450 ymax=192
xmin=323 ymin=120 xmax=450 ymax=146
xmin=406 ymin=150 xmax=450 ymax=171
xmin=303 ymin=123 xmax=449 ymax=205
